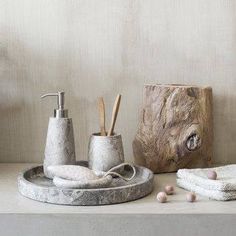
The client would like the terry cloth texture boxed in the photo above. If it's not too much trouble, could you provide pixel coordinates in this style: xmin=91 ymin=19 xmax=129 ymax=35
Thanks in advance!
xmin=177 ymin=165 xmax=236 ymax=201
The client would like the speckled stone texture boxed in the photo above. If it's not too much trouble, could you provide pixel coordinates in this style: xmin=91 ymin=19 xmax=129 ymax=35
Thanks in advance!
xmin=18 ymin=163 xmax=154 ymax=206
xmin=88 ymin=134 xmax=124 ymax=172
xmin=44 ymin=117 xmax=76 ymax=178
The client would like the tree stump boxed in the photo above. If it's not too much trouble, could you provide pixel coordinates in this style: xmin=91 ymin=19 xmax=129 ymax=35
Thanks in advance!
xmin=133 ymin=84 xmax=213 ymax=173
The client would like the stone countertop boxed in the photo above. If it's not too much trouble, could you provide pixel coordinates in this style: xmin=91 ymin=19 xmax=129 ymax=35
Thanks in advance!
xmin=1 ymin=163 xmax=236 ymax=236
xmin=1 ymin=163 xmax=236 ymax=214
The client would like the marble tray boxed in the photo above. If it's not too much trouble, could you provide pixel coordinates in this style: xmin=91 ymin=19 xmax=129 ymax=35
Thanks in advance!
xmin=18 ymin=162 xmax=154 ymax=205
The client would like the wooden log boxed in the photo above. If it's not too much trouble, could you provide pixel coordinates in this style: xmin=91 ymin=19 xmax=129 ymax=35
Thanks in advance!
xmin=133 ymin=84 xmax=213 ymax=173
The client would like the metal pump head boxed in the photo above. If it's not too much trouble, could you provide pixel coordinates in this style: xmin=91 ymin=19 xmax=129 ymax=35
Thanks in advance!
xmin=41 ymin=91 xmax=68 ymax=118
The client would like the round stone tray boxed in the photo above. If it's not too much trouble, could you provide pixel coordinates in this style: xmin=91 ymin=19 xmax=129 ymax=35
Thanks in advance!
xmin=18 ymin=162 xmax=154 ymax=205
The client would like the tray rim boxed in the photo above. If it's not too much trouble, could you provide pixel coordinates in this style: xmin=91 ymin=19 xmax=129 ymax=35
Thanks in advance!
xmin=17 ymin=163 xmax=154 ymax=206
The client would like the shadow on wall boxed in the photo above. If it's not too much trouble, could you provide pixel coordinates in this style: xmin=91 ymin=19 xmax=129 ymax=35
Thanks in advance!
xmin=0 ymin=30 xmax=52 ymax=162
xmin=0 ymin=33 xmax=30 ymax=162
xmin=0 ymin=43 xmax=24 ymax=113
xmin=0 ymin=31 xmax=81 ymax=162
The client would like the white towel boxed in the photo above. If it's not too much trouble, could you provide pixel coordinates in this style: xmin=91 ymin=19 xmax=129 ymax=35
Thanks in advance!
xmin=177 ymin=178 xmax=236 ymax=201
xmin=176 ymin=164 xmax=236 ymax=201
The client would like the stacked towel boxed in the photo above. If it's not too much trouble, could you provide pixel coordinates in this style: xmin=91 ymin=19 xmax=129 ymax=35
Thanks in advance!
xmin=177 ymin=165 xmax=236 ymax=201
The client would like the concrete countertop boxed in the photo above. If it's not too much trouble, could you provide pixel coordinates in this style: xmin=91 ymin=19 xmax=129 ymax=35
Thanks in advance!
xmin=0 ymin=163 xmax=236 ymax=236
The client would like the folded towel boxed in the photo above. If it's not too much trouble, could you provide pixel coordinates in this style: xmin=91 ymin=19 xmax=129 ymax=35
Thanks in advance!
xmin=177 ymin=178 xmax=236 ymax=201
xmin=177 ymin=165 xmax=236 ymax=191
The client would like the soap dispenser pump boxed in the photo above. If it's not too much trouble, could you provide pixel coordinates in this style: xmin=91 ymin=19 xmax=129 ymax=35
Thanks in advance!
xmin=41 ymin=91 xmax=76 ymax=179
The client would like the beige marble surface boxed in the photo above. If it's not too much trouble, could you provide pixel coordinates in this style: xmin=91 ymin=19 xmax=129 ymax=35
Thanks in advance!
xmin=1 ymin=163 xmax=236 ymax=214
xmin=1 ymin=1 xmax=236 ymax=165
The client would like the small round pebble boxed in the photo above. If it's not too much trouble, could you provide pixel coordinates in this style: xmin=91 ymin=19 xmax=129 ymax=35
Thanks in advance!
xmin=186 ymin=192 xmax=196 ymax=202
xmin=207 ymin=170 xmax=217 ymax=180
xmin=164 ymin=185 xmax=174 ymax=195
xmin=156 ymin=192 xmax=167 ymax=203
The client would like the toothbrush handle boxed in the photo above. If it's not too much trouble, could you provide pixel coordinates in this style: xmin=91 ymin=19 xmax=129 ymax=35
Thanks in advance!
xmin=108 ymin=94 xmax=121 ymax=136
xmin=98 ymin=97 xmax=106 ymax=136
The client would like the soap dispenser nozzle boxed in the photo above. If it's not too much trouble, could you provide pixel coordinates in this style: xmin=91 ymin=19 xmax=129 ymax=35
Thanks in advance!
xmin=41 ymin=91 xmax=68 ymax=118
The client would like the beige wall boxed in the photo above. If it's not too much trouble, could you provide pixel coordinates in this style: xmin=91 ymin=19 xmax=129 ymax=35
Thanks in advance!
xmin=0 ymin=0 xmax=236 ymax=164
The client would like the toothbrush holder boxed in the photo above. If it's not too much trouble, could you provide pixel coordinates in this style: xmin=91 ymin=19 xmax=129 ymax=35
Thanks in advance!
xmin=88 ymin=133 xmax=124 ymax=172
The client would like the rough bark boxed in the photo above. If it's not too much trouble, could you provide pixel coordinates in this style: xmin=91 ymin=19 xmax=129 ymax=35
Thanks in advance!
xmin=133 ymin=84 xmax=213 ymax=173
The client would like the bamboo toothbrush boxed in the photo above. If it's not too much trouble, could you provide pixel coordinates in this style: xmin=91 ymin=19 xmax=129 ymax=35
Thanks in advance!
xmin=108 ymin=94 xmax=121 ymax=136
xmin=98 ymin=97 xmax=106 ymax=136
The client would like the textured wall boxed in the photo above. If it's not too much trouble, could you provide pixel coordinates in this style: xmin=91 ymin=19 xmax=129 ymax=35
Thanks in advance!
xmin=0 ymin=0 xmax=236 ymax=164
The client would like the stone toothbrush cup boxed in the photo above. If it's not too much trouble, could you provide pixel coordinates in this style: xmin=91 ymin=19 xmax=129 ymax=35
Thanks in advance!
xmin=88 ymin=133 xmax=124 ymax=172
xmin=88 ymin=94 xmax=124 ymax=172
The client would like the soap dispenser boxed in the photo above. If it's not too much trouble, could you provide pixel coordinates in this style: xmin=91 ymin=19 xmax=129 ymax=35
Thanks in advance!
xmin=41 ymin=91 xmax=76 ymax=179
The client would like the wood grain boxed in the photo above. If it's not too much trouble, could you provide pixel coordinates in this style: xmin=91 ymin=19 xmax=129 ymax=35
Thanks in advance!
xmin=98 ymin=97 xmax=106 ymax=136
xmin=108 ymin=94 xmax=121 ymax=136
xmin=133 ymin=85 xmax=213 ymax=173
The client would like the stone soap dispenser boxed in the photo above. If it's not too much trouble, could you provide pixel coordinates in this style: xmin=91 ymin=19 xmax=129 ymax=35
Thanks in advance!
xmin=41 ymin=92 xmax=76 ymax=179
